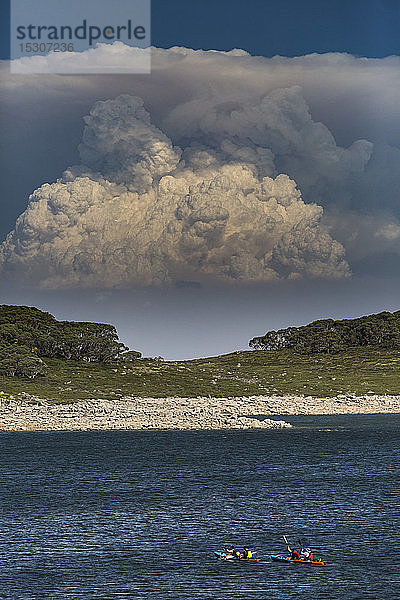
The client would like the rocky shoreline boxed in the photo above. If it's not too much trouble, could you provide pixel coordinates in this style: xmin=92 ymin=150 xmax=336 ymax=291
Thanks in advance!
xmin=0 ymin=393 xmax=399 ymax=431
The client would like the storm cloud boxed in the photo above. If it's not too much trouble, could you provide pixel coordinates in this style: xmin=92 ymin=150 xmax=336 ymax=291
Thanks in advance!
xmin=0 ymin=92 xmax=350 ymax=288
xmin=1 ymin=44 xmax=400 ymax=288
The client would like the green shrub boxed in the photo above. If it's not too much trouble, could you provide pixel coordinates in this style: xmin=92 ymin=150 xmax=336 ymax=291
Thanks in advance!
xmin=249 ymin=310 xmax=400 ymax=354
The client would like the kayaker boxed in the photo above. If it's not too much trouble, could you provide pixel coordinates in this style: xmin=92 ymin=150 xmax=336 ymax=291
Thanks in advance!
xmin=300 ymin=547 xmax=313 ymax=560
xmin=291 ymin=548 xmax=300 ymax=560
xmin=243 ymin=547 xmax=253 ymax=559
xmin=225 ymin=547 xmax=235 ymax=557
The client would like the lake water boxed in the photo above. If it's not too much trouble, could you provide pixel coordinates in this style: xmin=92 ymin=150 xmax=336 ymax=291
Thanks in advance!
xmin=1 ymin=415 xmax=399 ymax=599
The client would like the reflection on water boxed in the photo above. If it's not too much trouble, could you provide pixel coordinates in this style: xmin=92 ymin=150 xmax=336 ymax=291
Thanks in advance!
xmin=1 ymin=415 xmax=399 ymax=599
xmin=269 ymin=412 xmax=400 ymax=429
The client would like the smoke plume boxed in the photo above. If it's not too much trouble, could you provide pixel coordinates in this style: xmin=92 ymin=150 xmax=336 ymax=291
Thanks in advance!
xmin=0 ymin=92 xmax=351 ymax=288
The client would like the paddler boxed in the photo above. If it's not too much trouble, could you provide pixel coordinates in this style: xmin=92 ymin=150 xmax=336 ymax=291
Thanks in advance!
xmin=243 ymin=547 xmax=253 ymax=559
xmin=300 ymin=547 xmax=313 ymax=560
xmin=291 ymin=548 xmax=300 ymax=560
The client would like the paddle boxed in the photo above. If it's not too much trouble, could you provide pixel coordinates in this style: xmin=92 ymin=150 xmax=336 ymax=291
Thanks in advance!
xmin=283 ymin=535 xmax=291 ymax=554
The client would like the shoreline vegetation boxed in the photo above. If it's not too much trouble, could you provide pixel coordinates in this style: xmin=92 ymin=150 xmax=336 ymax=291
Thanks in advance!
xmin=0 ymin=394 xmax=399 ymax=431
xmin=2 ymin=347 xmax=400 ymax=403
xmin=1 ymin=305 xmax=400 ymax=430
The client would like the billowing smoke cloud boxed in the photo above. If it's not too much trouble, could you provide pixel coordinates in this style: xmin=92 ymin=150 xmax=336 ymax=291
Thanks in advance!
xmin=0 ymin=93 xmax=350 ymax=288
xmin=2 ymin=43 xmax=400 ymax=286
xmin=163 ymin=84 xmax=374 ymax=212
xmin=78 ymin=94 xmax=182 ymax=191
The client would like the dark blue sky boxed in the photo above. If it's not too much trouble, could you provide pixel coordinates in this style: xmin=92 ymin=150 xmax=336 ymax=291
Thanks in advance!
xmin=1 ymin=1 xmax=400 ymax=357
xmin=1 ymin=0 xmax=400 ymax=59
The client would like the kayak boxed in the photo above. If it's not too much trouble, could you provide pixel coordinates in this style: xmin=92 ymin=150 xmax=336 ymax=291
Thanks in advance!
xmin=214 ymin=551 xmax=260 ymax=562
xmin=271 ymin=554 xmax=325 ymax=566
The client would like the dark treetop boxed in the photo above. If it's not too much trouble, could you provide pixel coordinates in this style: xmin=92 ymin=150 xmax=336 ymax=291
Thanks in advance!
xmin=249 ymin=310 xmax=400 ymax=354
xmin=0 ymin=305 xmax=139 ymax=378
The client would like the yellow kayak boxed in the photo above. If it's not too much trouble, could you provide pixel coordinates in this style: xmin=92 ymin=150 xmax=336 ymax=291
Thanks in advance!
xmin=214 ymin=552 xmax=260 ymax=562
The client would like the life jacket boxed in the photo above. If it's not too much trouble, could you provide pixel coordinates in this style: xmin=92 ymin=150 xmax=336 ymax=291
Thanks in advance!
xmin=245 ymin=550 xmax=252 ymax=559
xmin=308 ymin=552 xmax=314 ymax=561
xmin=292 ymin=550 xmax=300 ymax=559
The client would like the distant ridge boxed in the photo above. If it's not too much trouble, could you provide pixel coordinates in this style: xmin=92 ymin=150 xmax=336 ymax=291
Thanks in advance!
xmin=0 ymin=305 xmax=139 ymax=378
xmin=250 ymin=310 xmax=400 ymax=354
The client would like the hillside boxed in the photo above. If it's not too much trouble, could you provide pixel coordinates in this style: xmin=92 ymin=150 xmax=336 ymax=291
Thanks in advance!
xmin=1 ymin=305 xmax=400 ymax=402
xmin=1 ymin=347 xmax=400 ymax=402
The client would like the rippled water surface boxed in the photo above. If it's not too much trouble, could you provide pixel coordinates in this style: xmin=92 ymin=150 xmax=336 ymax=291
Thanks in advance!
xmin=1 ymin=414 xmax=399 ymax=599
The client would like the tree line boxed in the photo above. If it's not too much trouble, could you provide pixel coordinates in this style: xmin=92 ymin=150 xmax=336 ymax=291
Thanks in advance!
xmin=249 ymin=310 xmax=400 ymax=354
xmin=0 ymin=305 xmax=141 ymax=378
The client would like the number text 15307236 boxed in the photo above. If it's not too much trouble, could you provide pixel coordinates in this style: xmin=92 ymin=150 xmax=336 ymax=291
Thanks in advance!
xmin=19 ymin=42 xmax=74 ymax=53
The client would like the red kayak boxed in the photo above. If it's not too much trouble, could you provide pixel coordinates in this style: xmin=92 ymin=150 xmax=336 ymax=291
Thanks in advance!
xmin=271 ymin=554 xmax=325 ymax=566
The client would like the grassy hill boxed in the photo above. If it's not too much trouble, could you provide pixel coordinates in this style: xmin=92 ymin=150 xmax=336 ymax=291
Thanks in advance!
xmin=1 ymin=347 xmax=400 ymax=402
xmin=1 ymin=305 xmax=400 ymax=402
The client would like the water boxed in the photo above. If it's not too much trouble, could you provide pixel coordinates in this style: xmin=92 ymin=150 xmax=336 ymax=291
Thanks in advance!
xmin=0 ymin=415 xmax=399 ymax=599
